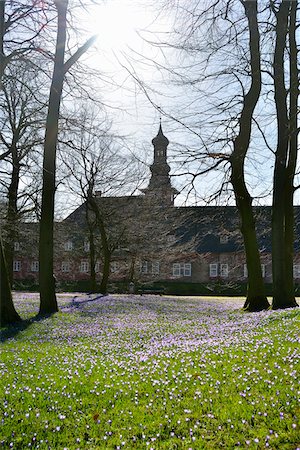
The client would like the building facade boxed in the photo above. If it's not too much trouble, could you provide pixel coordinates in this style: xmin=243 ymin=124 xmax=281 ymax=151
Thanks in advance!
xmin=10 ymin=124 xmax=300 ymax=293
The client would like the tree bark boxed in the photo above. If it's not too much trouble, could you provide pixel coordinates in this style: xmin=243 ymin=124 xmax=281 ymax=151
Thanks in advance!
xmin=284 ymin=0 xmax=299 ymax=309
xmin=0 ymin=0 xmax=21 ymax=325
xmin=39 ymin=0 xmax=68 ymax=314
xmin=89 ymin=227 xmax=97 ymax=292
xmin=230 ymin=0 xmax=269 ymax=311
xmin=0 ymin=1 xmax=5 ymax=83
xmin=39 ymin=1 xmax=96 ymax=314
xmin=88 ymin=197 xmax=111 ymax=294
xmin=0 ymin=234 xmax=21 ymax=326
xmin=86 ymin=206 xmax=97 ymax=292
xmin=4 ymin=140 xmax=20 ymax=283
xmin=272 ymin=0 xmax=298 ymax=309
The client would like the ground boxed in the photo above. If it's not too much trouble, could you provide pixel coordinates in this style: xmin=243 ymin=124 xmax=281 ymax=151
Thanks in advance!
xmin=1 ymin=293 xmax=299 ymax=449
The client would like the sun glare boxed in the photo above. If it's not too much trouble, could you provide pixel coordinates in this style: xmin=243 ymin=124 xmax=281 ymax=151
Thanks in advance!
xmin=89 ymin=1 xmax=148 ymax=53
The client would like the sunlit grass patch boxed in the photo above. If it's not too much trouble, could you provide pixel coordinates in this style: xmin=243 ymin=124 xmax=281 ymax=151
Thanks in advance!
xmin=1 ymin=294 xmax=299 ymax=449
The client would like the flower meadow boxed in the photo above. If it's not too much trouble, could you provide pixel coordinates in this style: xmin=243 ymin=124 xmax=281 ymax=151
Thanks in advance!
xmin=1 ymin=293 xmax=299 ymax=449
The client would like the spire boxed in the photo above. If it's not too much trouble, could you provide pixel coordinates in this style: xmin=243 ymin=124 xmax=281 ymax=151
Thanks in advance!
xmin=141 ymin=122 xmax=178 ymax=206
xmin=151 ymin=122 xmax=169 ymax=147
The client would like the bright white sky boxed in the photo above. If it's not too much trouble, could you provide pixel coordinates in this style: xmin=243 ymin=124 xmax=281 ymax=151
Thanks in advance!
xmin=77 ymin=0 xmax=192 ymax=200
xmin=84 ymin=0 xmax=173 ymax=130
xmin=75 ymin=0 xmax=294 ymax=208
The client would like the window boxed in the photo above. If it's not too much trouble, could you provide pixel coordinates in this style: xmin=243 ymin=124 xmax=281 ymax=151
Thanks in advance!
xmin=220 ymin=235 xmax=228 ymax=244
xmin=64 ymin=240 xmax=73 ymax=251
xmin=80 ymin=261 xmax=89 ymax=273
xmin=167 ymin=235 xmax=176 ymax=244
xmin=140 ymin=261 xmax=148 ymax=274
xmin=172 ymin=263 xmax=192 ymax=277
xmin=293 ymin=264 xmax=300 ymax=278
xmin=220 ymin=264 xmax=228 ymax=278
xmin=61 ymin=261 xmax=70 ymax=272
xmin=14 ymin=242 xmax=20 ymax=251
xmin=172 ymin=263 xmax=181 ymax=277
xmin=95 ymin=261 xmax=100 ymax=273
xmin=209 ymin=263 xmax=218 ymax=278
xmin=152 ymin=261 xmax=160 ymax=275
xmin=84 ymin=241 xmax=90 ymax=252
xmin=183 ymin=263 xmax=191 ymax=276
xmin=111 ymin=261 xmax=119 ymax=273
xmin=31 ymin=261 xmax=39 ymax=272
xmin=243 ymin=264 xmax=248 ymax=278
xmin=13 ymin=260 xmax=21 ymax=272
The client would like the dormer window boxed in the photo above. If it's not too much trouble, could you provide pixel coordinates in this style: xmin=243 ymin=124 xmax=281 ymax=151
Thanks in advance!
xmin=167 ymin=235 xmax=176 ymax=244
xmin=84 ymin=240 xmax=90 ymax=252
xmin=220 ymin=235 xmax=228 ymax=244
xmin=14 ymin=242 xmax=20 ymax=251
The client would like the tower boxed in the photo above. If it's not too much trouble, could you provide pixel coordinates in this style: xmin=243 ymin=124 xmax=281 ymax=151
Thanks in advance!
xmin=142 ymin=123 xmax=178 ymax=206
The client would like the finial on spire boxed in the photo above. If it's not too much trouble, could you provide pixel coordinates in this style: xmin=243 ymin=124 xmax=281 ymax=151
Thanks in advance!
xmin=152 ymin=119 xmax=169 ymax=146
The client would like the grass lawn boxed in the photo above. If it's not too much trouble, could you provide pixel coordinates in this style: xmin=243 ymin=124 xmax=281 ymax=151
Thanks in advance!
xmin=1 ymin=293 xmax=299 ymax=449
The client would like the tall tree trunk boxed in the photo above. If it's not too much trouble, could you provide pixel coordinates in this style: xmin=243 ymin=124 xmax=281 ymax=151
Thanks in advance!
xmin=85 ymin=206 xmax=97 ymax=292
xmin=0 ymin=1 xmax=5 ymax=84
xmin=4 ymin=145 xmax=20 ymax=283
xmin=285 ymin=0 xmax=299 ymax=308
xmin=230 ymin=0 xmax=269 ymax=311
xmin=0 ymin=0 xmax=21 ymax=326
xmin=89 ymin=228 xmax=97 ymax=292
xmin=39 ymin=0 xmax=68 ymax=314
xmin=272 ymin=0 xmax=298 ymax=309
xmin=0 ymin=234 xmax=21 ymax=326
xmin=88 ymin=197 xmax=111 ymax=294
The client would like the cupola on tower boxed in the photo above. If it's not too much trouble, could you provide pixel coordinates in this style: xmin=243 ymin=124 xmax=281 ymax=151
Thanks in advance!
xmin=142 ymin=123 xmax=178 ymax=206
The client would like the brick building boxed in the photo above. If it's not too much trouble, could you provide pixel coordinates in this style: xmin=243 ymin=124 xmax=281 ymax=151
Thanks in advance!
xmin=10 ymin=124 xmax=300 ymax=293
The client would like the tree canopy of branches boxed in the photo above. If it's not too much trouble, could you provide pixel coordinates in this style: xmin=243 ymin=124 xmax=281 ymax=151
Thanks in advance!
xmin=133 ymin=0 xmax=299 ymax=310
xmin=38 ymin=0 xmax=96 ymax=315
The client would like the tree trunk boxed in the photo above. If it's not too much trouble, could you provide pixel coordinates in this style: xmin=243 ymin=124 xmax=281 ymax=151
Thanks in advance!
xmin=88 ymin=197 xmax=111 ymax=294
xmin=272 ymin=0 xmax=298 ymax=309
xmin=4 ymin=144 xmax=20 ymax=283
xmin=99 ymin=249 xmax=110 ymax=295
xmin=0 ymin=1 xmax=5 ymax=83
xmin=0 ymin=0 xmax=21 ymax=325
xmin=88 ymin=224 xmax=97 ymax=292
xmin=39 ymin=0 xmax=68 ymax=314
xmin=0 ymin=234 xmax=21 ymax=326
xmin=230 ymin=0 xmax=269 ymax=311
xmin=284 ymin=0 xmax=299 ymax=309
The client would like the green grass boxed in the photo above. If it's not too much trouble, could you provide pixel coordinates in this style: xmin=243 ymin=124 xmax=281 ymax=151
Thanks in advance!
xmin=1 ymin=293 xmax=299 ymax=449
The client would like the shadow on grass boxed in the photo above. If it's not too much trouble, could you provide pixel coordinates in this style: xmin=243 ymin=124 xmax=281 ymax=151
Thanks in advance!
xmin=0 ymin=312 xmax=54 ymax=344
xmin=71 ymin=293 xmax=107 ymax=307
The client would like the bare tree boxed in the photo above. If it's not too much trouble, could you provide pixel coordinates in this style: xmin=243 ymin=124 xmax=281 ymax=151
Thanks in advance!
xmin=271 ymin=0 xmax=299 ymax=309
xmin=130 ymin=0 xmax=270 ymax=309
xmin=60 ymin=103 xmax=145 ymax=293
xmin=230 ymin=0 xmax=269 ymax=311
xmin=0 ymin=60 xmax=45 ymax=282
xmin=38 ymin=0 xmax=96 ymax=314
